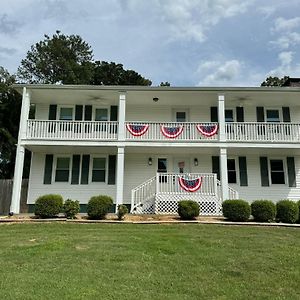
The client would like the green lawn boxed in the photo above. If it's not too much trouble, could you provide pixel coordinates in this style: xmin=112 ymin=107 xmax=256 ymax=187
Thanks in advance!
xmin=0 ymin=223 xmax=299 ymax=300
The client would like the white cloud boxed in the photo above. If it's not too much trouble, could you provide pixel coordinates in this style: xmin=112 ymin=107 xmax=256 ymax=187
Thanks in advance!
xmin=270 ymin=32 xmax=300 ymax=49
xmin=273 ymin=17 xmax=300 ymax=32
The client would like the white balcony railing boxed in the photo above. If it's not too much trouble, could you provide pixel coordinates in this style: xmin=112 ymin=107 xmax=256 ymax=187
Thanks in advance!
xmin=26 ymin=120 xmax=118 ymax=140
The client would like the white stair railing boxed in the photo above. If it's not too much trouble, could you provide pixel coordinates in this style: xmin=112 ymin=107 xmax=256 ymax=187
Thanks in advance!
xmin=216 ymin=179 xmax=239 ymax=200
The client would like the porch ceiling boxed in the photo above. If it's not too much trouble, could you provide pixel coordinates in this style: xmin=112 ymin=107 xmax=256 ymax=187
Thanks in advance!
xmin=25 ymin=145 xmax=117 ymax=154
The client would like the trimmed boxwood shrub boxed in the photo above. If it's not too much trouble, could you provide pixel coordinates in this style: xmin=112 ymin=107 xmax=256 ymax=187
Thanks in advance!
xmin=178 ymin=200 xmax=200 ymax=220
xmin=34 ymin=194 xmax=63 ymax=218
xmin=63 ymin=199 xmax=80 ymax=219
xmin=222 ymin=199 xmax=250 ymax=222
xmin=117 ymin=204 xmax=128 ymax=221
xmin=251 ymin=200 xmax=276 ymax=222
xmin=87 ymin=195 xmax=113 ymax=219
xmin=276 ymin=200 xmax=299 ymax=224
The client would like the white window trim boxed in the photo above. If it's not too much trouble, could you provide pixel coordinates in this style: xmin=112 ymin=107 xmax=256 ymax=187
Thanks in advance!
xmin=92 ymin=106 xmax=110 ymax=121
xmin=268 ymin=158 xmax=287 ymax=185
xmin=227 ymin=157 xmax=239 ymax=185
xmin=172 ymin=108 xmax=189 ymax=122
xmin=89 ymin=155 xmax=108 ymax=183
xmin=57 ymin=105 xmax=75 ymax=121
xmin=225 ymin=108 xmax=236 ymax=123
xmin=264 ymin=108 xmax=282 ymax=123
xmin=53 ymin=155 xmax=72 ymax=183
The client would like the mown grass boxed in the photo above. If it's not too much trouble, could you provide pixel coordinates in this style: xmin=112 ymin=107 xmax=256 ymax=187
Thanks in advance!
xmin=0 ymin=223 xmax=299 ymax=300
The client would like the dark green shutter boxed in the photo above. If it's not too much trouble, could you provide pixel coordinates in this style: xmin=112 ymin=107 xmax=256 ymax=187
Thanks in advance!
xmin=110 ymin=106 xmax=118 ymax=121
xmin=212 ymin=156 xmax=220 ymax=180
xmin=75 ymin=105 xmax=83 ymax=121
xmin=256 ymin=107 xmax=264 ymax=122
xmin=210 ymin=107 xmax=218 ymax=122
xmin=81 ymin=155 xmax=90 ymax=184
xmin=84 ymin=105 xmax=92 ymax=121
xmin=236 ymin=107 xmax=244 ymax=122
xmin=71 ymin=155 xmax=80 ymax=184
xmin=282 ymin=107 xmax=291 ymax=122
xmin=259 ymin=157 xmax=269 ymax=186
xmin=48 ymin=105 xmax=57 ymax=120
xmin=43 ymin=154 xmax=53 ymax=184
xmin=108 ymin=155 xmax=117 ymax=185
xmin=238 ymin=157 xmax=248 ymax=186
xmin=287 ymin=157 xmax=296 ymax=187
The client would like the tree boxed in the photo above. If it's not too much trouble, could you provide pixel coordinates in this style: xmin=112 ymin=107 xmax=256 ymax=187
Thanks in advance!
xmin=261 ymin=76 xmax=289 ymax=87
xmin=91 ymin=61 xmax=151 ymax=86
xmin=17 ymin=31 xmax=94 ymax=84
xmin=160 ymin=82 xmax=171 ymax=86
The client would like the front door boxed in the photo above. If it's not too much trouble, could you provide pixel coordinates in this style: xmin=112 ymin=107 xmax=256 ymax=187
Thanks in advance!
xmin=174 ymin=158 xmax=190 ymax=174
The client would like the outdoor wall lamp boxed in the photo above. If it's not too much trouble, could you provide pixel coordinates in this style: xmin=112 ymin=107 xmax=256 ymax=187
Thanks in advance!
xmin=194 ymin=158 xmax=198 ymax=166
xmin=148 ymin=157 xmax=153 ymax=165
xmin=153 ymin=97 xmax=159 ymax=102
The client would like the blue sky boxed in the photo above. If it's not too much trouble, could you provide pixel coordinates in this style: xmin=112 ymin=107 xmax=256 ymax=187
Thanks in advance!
xmin=0 ymin=0 xmax=300 ymax=86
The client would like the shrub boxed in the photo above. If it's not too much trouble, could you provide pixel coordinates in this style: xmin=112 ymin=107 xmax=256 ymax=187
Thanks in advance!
xmin=117 ymin=204 xmax=128 ymax=221
xmin=87 ymin=195 xmax=113 ymax=219
xmin=276 ymin=200 xmax=299 ymax=224
xmin=298 ymin=200 xmax=300 ymax=223
xmin=251 ymin=200 xmax=276 ymax=222
xmin=178 ymin=200 xmax=200 ymax=220
xmin=222 ymin=199 xmax=250 ymax=222
xmin=34 ymin=194 xmax=63 ymax=218
xmin=63 ymin=199 xmax=80 ymax=219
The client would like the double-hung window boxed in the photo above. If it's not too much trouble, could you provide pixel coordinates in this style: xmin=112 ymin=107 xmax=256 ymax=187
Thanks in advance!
xmin=270 ymin=159 xmax=285 ymax=184
xmin=55 ymin=157 xmax=70 ymax=182
xmin=59 ymin=107 xmax=73 ymax=121
xmin=92 ymin=157 xmax=106 ymax=182
xmin=227 ymin=159 xmax=237 ymax=184
xmin=266 ymin=110 xmax=280 ymax=123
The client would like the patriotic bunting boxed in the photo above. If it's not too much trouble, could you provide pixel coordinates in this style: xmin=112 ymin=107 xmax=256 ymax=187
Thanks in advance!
xmin=196 ymin=124 xmax=218 ymax=137
xmin=178 ymin=176 xmax=203 ymax=192
xmin=161 ymin=125 xmax=183 ymax=138
xmin=126 ymin=124 xmax=149 ymax=136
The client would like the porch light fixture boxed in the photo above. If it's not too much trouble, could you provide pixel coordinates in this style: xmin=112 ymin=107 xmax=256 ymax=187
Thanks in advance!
xmin=153 ymin=97 xmax=159 ymax=102
xmin=148 ymin=157 xmax=153 ymax=165
xmin=194 ymin=158 xmax=198 ymax=166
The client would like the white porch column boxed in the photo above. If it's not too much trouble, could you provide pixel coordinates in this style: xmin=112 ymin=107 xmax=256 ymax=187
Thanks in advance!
xmin=10 ymin=87 xmax=30 ymax=214
xmin=115 ymin=147 xmax=125 ymax=213
xmin=218 ymin=94 xmax=226 ymax=142
xmin=118 ymin=92 xmax=126 ymax=141
xmin=219 ymin=148 xmax=229 ymax=201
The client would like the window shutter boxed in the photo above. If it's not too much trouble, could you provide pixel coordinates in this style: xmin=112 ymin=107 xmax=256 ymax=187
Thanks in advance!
xmin=287 ymin=157 xmax=296 ymax=187
xmin=48 ymin=105 xmax=57 ymax=120
xmin=71 ymin=155 xmax=80 ymax=184
xmin=81 ymin=155 xmax=90 ymax=184
xmin=236 ymin=107 xmax=244 ymax=122
xmin=210 ymin=107 xmax=218 ymax=122
xmin=108 ymin=155 xmax=117 ymax=185
xmin=110 ymin=106 xmax=118 ymax=121
xmin=256 ymin=107 xmax=264 ymax=122
xmin=212 ymin=156 xmax=220 ymax=180
xmin=238 ymin=157 xmax=248 ymax=186
xmin=259 ymin=157 xmax=269 ymax=186
xmin=84 ymin=105 xmax=92 ymax=121
xmin=75 ymin=105 xmax=83 ymax=121
xmin=43 ymin=154 xmax=53 ymax=184
xmin=282 ymin=107 xmax=291 ymax=122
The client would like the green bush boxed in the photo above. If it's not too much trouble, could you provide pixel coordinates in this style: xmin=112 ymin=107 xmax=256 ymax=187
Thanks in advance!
xmin=87 ymin=195 xmax=113 ymax=219
xmin=117 ymin=204 xmax=128 ymax=221
xmin=222 ymin=199 xmax=250 ymax=222
xmin=178 ymin=200 xmax=200 ymax=220
xmin=298 ymin=200 xmax=300 ymax=223
xmin=251 ymin=200 xmax=276 ymax=222
xmin=34 ymin=194 xmax=63 ymax=218
xmin=63 ymin=199 xmax=80 ymax=219
xmin=276 ymin=200 xmax=299 ymax=224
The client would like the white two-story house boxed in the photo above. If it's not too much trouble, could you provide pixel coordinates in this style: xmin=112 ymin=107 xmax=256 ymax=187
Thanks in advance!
xmin=10 ymin=84 xmax=300 ymax=215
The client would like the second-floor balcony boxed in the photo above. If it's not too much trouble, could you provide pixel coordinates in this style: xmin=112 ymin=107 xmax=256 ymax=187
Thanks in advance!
xmin=26 ymin=120 xmax=300 ymax=144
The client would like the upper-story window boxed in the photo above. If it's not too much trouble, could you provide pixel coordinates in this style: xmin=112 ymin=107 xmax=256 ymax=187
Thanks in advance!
xmin=225 ymin=109 xmax=234 ymax=122
xmin=95 ymin=108 xmax=108 ymax=121
xmin=176 ymin=112 xmax=186 ymax=122
xmin=59 ymin=107 xmax=73 ymax=121
xmin=266 ymin=109 xmax=280 ymax=123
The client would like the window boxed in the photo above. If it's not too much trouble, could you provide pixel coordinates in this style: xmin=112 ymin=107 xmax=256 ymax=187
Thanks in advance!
xmin=158 ymin=158 xmax=167 ymax=183
xmin=95 ymin=108 xmax=108 ymax=121
xmin=270 ymin=159 xmax=285 ymax=184
xmin=266 ymin=110 xmax=280 ymax=123
xmin=227 ymin=159 xmax=237 ymax=183
xmin=176 ymin=112 xmax=186 ymax=122
xmin=92 ymin=157 xmax=106 ymax=182
xmin=55 ymin=157 xmax=70 ymax=182
xmin=225 ymin=109 xmax=234 ymax=122
xmin=59 ymin=107 xmax=73 ymax=121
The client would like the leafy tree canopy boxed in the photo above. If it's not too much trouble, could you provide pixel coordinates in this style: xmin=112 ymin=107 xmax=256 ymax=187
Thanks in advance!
xmin=261 ymin=76 xmax=289 ymax=87
xmin=160 ymin=82 xmax=171 ymax=86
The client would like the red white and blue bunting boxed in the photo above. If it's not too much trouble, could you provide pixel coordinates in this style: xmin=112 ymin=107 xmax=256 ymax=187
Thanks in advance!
xmin=178 ymin=176 xmax=203 ymax=192
xmin=126 ymin=124 xmax=149 ymax=136
xmin=161 ymin=125 xmax=183 ymax=138
xmin=196 ymin=124 xmax=218 ymax=137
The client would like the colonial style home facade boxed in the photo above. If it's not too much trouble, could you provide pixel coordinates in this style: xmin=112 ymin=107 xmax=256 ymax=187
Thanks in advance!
xmin=10 ymin=84 xmax=300 ymax=215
